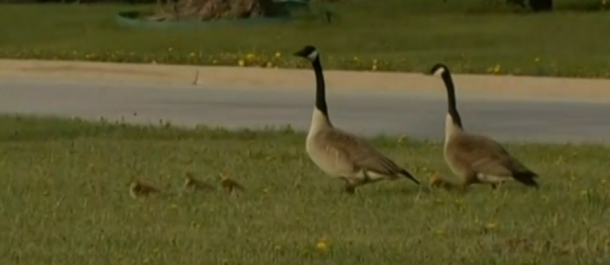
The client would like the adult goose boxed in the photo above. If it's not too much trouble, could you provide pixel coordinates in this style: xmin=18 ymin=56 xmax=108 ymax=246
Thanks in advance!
xmin=430 ymin=63 xmax=539 ymax=190
xmin=294 ymin=45 xmax=420 ymax=194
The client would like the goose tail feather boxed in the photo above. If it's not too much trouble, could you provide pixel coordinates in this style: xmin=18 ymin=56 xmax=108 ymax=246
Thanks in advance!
xmin=513 ymin=171 xmax=539 ymax=188
xmin=399 ymin=169 xmax=420 ymax=185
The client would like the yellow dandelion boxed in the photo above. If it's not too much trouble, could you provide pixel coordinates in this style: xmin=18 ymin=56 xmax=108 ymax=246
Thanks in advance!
xmin=274 ymin=52 xmax=281 ymax=58
xmin=484 ymin=222 xmax=497 ymax=229
xmin=238 ymin=60 xmax=245 ymax=67
xmin=246 ymin=53 xmax=255 ymax=60
xmin=315 ymin=241 xmax=327 ymax=251
xmin=189 ymin=52 xmax=196 ymax=57
xmin=493 ymin=64 xmax=501 ymax=74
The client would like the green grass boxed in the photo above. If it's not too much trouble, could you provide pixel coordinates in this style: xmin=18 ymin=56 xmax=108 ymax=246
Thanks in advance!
xmin=1 ymin=114 xmax=610 ymax=264
xmin=1 ymin=0 xmax=610 ymax=77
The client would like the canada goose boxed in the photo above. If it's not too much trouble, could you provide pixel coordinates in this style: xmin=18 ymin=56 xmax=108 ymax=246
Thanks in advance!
xmin=294 ymin=45 xmax=420 ymax=194
xmin=129 ymin=179 xmax=162 ymax=199
xmin=219 ymin=173 xmax=245 ymax=193
xmin=430 ymin=63 xmax=539 ymax=189
xmin=183 ymin=172 xmax=215 ymax=191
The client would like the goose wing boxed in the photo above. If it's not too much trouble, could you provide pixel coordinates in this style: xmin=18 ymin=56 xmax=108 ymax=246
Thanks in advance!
xmin=324 ymin=129 xmax=405 ymax=175
xmin=452 ymin=133 xmax=533 ymax=177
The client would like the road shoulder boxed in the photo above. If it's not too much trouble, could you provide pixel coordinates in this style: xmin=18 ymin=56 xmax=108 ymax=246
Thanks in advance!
xmin=1 ymin=59 xmax=609 ymax=102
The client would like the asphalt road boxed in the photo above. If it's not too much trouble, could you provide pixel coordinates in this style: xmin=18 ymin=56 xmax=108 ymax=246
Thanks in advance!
xmin=1 ymin=77 xmax=609 ymax=143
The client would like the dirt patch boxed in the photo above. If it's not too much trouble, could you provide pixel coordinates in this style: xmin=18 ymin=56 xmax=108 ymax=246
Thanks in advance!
xmin=148 ymin=0 xmax=289 ymax=21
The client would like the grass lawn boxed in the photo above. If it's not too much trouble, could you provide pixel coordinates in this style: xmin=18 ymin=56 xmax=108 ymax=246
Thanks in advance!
xmin=1 ymin=115 xmax=609 ymax=264
xmin=1 ymin=0 xmax=610 ymax=77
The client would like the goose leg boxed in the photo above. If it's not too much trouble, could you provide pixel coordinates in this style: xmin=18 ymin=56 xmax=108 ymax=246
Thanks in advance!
xmin=343 ymin=178 xmax=357 ymax=194
xmin=459 ymin=174 xmax=478 ymax=194
xmin=345 ymin=177 xmax=370 ymax=194
xmin=491 ymin=181 xmax=507 ymax=190
xmin=362 ymin=171 xmax=372 ymax=184
xmin=344 ymin=184 xmax=356 ymax=194
xmin=459 ymin=182 xmax=469 ymax=194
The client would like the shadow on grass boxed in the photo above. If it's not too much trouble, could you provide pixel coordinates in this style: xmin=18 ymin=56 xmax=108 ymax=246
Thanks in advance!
xmin=462 ymin=0 xmax=608 ymax=14
xmin=0 ymin=114 xmax=302 ymax=142
xmin=557 ymin=1 xmax=608 ymax=12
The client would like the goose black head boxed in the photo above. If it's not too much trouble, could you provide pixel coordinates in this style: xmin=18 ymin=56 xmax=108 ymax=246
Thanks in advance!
xmin=430 ymin=63 xmax=450 ymax=76
xmin=294 ymin=45 xmax=319 ymax=62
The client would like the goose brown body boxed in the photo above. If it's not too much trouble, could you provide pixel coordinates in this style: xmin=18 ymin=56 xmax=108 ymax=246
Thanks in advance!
xmin=431 ymin=63 xmax=539 ymax=189
xmin=129 ymin=180 xmax=161 ymax=199
xmin=219 ymin=174 xmax=245 ymax=193
xmin=183 ymin=172 xmax=215 ymax=191
xmin=296 ymin=45 xmax=420 ymax=193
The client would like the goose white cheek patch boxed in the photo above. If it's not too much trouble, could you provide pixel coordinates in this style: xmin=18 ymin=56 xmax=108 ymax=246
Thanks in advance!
xmin=433 ymin=67 xmax=446 ymax=76
xmin=307 ymin=50 xmax=319 ymax=61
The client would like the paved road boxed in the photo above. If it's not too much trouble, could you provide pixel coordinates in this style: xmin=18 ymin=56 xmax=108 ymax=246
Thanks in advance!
xmin=1 ymin=77 xmax=609 ymax=143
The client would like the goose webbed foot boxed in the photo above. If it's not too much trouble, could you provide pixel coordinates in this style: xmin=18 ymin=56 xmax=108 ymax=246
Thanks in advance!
xmin=344 ymin=185 xmax=356 ymax=194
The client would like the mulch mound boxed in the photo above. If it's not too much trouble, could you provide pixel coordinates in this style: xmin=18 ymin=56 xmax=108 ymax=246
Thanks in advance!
xmin=148 ymin=0 xmax=289 ymax=21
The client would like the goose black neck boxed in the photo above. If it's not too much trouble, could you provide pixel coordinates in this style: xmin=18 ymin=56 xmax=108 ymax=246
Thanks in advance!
xmin=312 ymin=58 xmax=329 ymax=117
xmin=441 ymin=70 xmax=463 ymax=128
